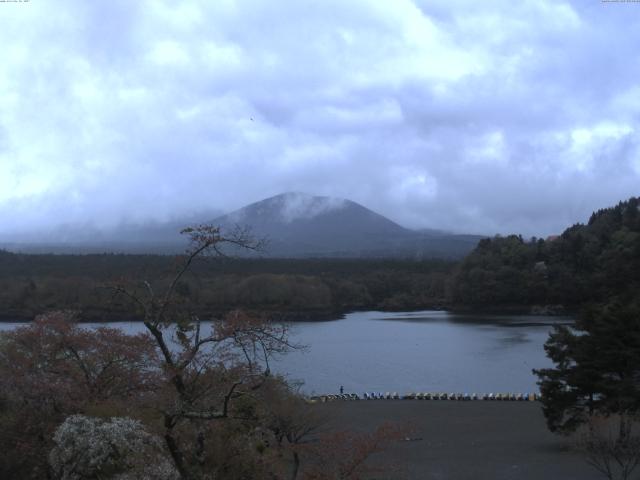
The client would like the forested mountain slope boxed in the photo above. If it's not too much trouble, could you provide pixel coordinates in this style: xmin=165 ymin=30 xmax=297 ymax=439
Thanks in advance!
xmin=450 ymin=197 xmax=640 ymax=309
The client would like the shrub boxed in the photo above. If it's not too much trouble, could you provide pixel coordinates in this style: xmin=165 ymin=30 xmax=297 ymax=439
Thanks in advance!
xmin=49 ymin=415 xmax=179 ymax=480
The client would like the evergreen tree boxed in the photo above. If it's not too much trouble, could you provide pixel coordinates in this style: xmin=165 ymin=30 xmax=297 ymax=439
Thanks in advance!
xmin=534 ymin=300 xmax=640 ymax=434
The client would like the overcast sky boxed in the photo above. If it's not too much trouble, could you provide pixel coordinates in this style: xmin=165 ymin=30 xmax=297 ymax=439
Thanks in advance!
xmin=1 ymin=0 xmax=639 ymax=237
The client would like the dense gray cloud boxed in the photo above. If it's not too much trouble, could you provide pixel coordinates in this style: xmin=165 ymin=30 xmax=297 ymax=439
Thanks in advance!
xmin=0 ymin=0 xmax=638 ymax=237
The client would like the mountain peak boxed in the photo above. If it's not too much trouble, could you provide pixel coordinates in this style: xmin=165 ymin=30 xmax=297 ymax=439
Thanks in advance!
xmin=211 ymin=192 xmax=482 ymax=258
xmin=229 ymin=192 xmax=350 ymax=224
xmin=213 ymin=192 xmax=420 ymax=256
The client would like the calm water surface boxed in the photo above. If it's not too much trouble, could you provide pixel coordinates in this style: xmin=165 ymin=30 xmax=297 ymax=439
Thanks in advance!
xmin=0 ymin=310 xmax=571 ymax=395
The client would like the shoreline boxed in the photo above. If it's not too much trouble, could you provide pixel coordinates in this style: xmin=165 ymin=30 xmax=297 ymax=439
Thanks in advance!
xmin=0 ymin=304 xmax=574 ymax=324
xmin=449 ymin=303 xmax=575 ymax=316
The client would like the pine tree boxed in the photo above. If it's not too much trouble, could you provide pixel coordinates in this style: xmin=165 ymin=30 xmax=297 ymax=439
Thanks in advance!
xmin=534 ymin=300 xmax=640 ymax=434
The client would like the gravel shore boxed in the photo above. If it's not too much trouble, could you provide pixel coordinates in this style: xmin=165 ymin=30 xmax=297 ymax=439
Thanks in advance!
xmin=316 ymin=400 xmax=602 ymax=480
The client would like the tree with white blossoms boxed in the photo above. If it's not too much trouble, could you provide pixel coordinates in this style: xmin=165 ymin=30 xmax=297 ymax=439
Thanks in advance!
xmin=49 ymin=415 xmax=179 ymax=480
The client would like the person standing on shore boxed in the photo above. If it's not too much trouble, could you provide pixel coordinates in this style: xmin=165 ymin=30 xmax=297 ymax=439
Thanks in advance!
xmin=340 ymin=385 xmax=344 ymax=394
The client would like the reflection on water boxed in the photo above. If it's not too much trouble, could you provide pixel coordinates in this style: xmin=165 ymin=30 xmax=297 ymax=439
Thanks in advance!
xmin=0 ymin=310 xmax=571 ymax=396
xmin=496 ymin=330 xmax=530 ymax=345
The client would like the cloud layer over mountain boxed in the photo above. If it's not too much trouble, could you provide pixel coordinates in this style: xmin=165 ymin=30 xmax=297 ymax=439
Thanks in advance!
xmin=1 ymin=1 xmax=638 ymax=237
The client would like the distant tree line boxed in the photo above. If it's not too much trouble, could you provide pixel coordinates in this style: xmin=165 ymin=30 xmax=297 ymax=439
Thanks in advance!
xmin=0 ymin=253 xmax=455 ymax=321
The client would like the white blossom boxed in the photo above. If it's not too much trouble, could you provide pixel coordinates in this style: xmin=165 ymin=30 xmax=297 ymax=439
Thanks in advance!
xmin=49 ymin=414 xmax=180 ymax=480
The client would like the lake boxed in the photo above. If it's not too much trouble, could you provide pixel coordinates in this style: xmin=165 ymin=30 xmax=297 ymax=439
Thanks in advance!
xmin=0 ymin=310 xmax=571 ymax=395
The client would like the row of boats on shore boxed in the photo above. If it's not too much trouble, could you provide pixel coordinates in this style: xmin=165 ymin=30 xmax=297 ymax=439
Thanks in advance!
xmin=310 ymin=392 xmax=539 ymax=402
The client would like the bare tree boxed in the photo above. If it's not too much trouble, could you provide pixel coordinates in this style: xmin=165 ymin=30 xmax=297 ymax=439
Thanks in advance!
xmin=110 ymin=225 xmax=297 ymax=479
xmin=256 ymin=380 xmax=328 ymax=480
xmin=299 ymin=422 xmax=410 ymax=480
xmin=580 ymin=414 xmax=640 ymax=480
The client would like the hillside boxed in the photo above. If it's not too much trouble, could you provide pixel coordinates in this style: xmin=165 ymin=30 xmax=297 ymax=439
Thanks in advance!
xmin=450 ymin=197 xmax=640 ymax=309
